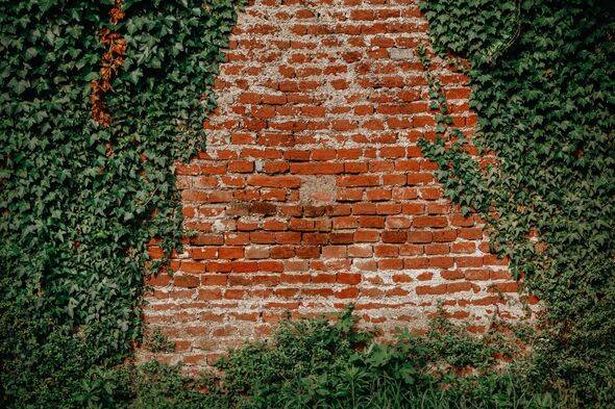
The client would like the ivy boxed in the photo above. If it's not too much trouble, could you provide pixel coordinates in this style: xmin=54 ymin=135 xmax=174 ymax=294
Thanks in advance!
xmin=2 ymin=0 xmax=613 ymax=406
xmin=0 ymin=0 xmax=239 ymax=406
xmin=416 ymin=45 xmax=491 ymax=218
xmin=419 ymin=0 xmax=615 ymax=404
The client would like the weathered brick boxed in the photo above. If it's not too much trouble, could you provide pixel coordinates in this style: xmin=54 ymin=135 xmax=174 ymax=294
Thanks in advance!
xmin=290 ymin=162 xmax=344 ymax=174
xmin=248 ymin=175 xmax=301 ymax=188
xmin=382 ymin=230 xmax=407 ymax=243
xmin=338 ymin=175 xmax=380 ymax=187
xmin=174 ymin=275 xmax=199 ymax=288
xmin=142 ymin=0 xmax=528 ymax=369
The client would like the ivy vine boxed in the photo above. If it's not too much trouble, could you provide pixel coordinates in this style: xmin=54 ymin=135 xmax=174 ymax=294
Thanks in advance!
xmin=419 ymin=0 xmax=614 ymax=404
xmin=1 ymin=0 xmax=613 ymax=406
xmin=0 ymin=0 xmax=239 ymax=406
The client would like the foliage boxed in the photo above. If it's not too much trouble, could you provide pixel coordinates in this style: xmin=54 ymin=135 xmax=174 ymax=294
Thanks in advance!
xmin=1 ymin=309 xmax=559 ymax=409
xmin=143 ymin=327 xmax=176 ymax=353
xmin=419 ymin=0 xmax=615 ymax=405
xmin=199 ymin=308 xmax=562 ymax=409
xmin=0 ymin=0 xmax=239 ymax=407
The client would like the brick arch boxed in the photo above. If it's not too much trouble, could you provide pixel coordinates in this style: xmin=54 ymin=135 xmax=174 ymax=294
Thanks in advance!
xmin=141 ymin=0 xmax=528 ymax=368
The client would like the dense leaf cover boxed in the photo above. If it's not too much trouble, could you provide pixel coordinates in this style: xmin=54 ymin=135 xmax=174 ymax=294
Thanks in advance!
xmin=38 ymin=309 xmax=563 ymax=409
xmin=201 ymin=310 xmax=542 ymax=409
xmin=0 ymin=0 xmax=239 ymax=406
xmin=419 ymin=0 xmax=615 ymax=404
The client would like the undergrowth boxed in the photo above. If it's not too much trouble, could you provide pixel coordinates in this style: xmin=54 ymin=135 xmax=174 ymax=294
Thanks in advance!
xmin=202 ymin=308 xmax=549 ymax=409
xmin=6 ymin=308 xmax=565 ymax=409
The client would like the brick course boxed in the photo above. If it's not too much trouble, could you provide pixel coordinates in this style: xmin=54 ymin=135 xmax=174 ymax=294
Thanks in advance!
xmin=140 ymin=0 xmax=531 ymax=368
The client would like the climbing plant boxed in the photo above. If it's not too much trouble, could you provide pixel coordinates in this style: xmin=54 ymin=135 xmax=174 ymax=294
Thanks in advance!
xmin=1 ymin=0 xmax=613 ymax=407
xmin=419 ymin=0 xmax=614 ymax=404
xmin=0 ymin=0 xmax=239 ymax=406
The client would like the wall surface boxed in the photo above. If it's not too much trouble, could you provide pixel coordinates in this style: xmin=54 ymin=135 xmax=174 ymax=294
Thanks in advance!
xmin=140 ymin=0 xmax=532 ymax=368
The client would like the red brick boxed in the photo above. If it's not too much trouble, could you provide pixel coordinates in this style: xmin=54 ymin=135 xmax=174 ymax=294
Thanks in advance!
xmin=441 ymin=270 xmax=464 ymax=280
xmin=312 ymin=273 xmax=336 ymax=283
xmin=303 ymin=232 xmax=329 ymax=245
xmin=263 ymin=161 xmax=290 ymax=174
xmin=344 ymin=162 xmax=369 ymax=173
xmin=456 ymin=256 xmax=484 ymax=267
xmin=337 ymin=189 xmax=364 ymax=201
xmin=378 ymin=258 xmax=403 ymax=270
xmin=336 ymin=287 xmax=359 ymax=299
xmin=311 ymin=149 xmax=337 ymax=160
xmin=386 ymin=216 xmax=412 ymax=229
xmin=416 ymin=284 xmax=447 ymax=295
xmin=429 ymin=256 xmax=454 ymax=269
xmin=245 ymin=246 xmax=270 ymax=259
xmin=322 ymin=246 xmax=347 ymax=258
xmin=347 ymin=245 xmax=373 ymax=258
xmin=385 ymin=287 xmax=409 ymax=296
xmin=490 ymin=282 xmax=519 ymax=293
xmin=201 ymin=275 xmax=227 ymax=286
xmin=290 ymin=162 xmax=343 ymax=174
xmin=198 ymin=289 xmax=222 ymax=300
xmin=417 ymin=272 xmax=433 ymax=281
xmin=219 ymin=247 xmax=244 ymax=259
xmin=303 ymin=288 xmax=335 ymax=297
xmin=399 ymin=244 xmax=422 ymax=256
xmin=354 ymin=230 xmax=380 ymax=242
xmin=337 ymin=273 xmax=362 ymax=285
xmin=275 ymin=232 xmax=302 ymax=244
xmin=333 ymin=216 xmax=358 ymax=229
xmin=433 ymin=230 xmax=458 ymax=242
xmin=413 ymin=216 xmax=448 ymax=228
xmin=382 ymin=230 xmax=407 ymax=243
xmin=408 ymin=231 xmax=432 ymax=243
xmin=224 ymin=289 xmax=246 ymax=300
xmin=419 ymin=187 xmax=442 ymax=200
xmin=380 ymin=146 xmax=406 ymax=158
xmin=174 ymin=275 xmax=199 ymax=288
xmin=250 ymin=231 xmax=276 ymax=244
xmin=358 ymin=216 xmax=384 ymax=228
xmin=366 ymin=188 xmax=392 ymax=201
xmin=332 ymin=119 xmax=357 ymax=131
xmin=180 ymin=262 xmax=206 ymax=273
xmin=190 ymin=248 xmax=218 ymax=260
xmin=447 ymin=282 xmax=477 ymax=294
xmin=296 ymin=246 xmax=320 ymax=258
xmin=451 ymin=242 xmax=476 ymax=253
xmin=374 ymin=245 xmax=398 ymax=257
xmin=394 ymin=188 xmax=419 ymax=201
xmin=147 ymin=274 xmax=171 ymax=286
xmin=142 ymin=0 xmax=526 ymax=365
xmin=392 ymin=274 xmax=413 ymax=283
xmin=464 ymin=269 xmax=490 ymax=280
xmin=271 ymin=246 xmax=295 ymax=258
xmin=248 ymin=175 xmax=301 ymax=188
xmin=289 ymin=219 xmax=314 ymax=231
xmin=376 ymin=203 xmax=401 ymax=215
xmin=338 ymin=175 xmax=380 ymax=187
xmin=425 ymin=243 xmax=449 ymax=255
xmin=354 ymin=203 xmax=377 ymax=215
xmin=330 ymin=232 xmax=354 ymax=244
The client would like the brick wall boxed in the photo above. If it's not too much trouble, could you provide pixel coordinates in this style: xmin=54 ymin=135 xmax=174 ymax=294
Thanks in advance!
xmin=140 ymin=0 xmax=532 ymax=368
